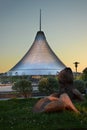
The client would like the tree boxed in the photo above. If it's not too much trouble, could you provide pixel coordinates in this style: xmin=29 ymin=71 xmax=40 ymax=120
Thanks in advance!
xmin=84 ymin=81 xmax=87 ymax=94
xmin=38 ymin=77 xmax=59 ymax=95
xmin=73 ymin=80 xmax=85 ymax=94
xmin=12 ymin=79 xmax=32 ymax=98
xmin=47 ymin=76 xmax=59 ymax=93
xmin=81 ymin=67 xmax=87 ymax=81
xmin=38 ymin=78 xmax=48 ymax=94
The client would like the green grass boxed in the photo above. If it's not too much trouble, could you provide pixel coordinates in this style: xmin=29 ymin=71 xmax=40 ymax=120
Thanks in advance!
xmin=0 ymin=97 xmax=87 ymax=130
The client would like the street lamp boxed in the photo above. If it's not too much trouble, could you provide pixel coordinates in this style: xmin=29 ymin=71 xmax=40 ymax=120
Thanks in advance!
xmin=73 ymin=62 xmax=79 ymax=77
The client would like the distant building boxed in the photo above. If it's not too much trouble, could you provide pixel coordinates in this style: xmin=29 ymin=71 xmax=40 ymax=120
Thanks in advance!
xmin=7 ymin=11 xmax=66 ymax=76
xmin=8 ymin=30 xmax=66 ymax=76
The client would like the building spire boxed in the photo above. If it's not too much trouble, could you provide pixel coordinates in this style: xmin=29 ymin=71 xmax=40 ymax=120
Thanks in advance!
xmin=40 ymin=9 xmax=41 ymax=31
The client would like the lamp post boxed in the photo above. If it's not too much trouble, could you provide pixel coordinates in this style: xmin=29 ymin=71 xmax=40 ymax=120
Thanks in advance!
xmin=73 ymin=62 xmax=79 ymax=78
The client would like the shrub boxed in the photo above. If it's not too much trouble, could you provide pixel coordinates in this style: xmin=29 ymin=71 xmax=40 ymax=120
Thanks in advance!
xmin=81 ymin=67 xmax=87 ymax=81
xmin=38 ymin=78 xmax=48 ymax=94
xmin=47 ymin=76 xmax=59 ymax=92
xmin=12 ymin=79 xmax=32 ymax=98
xmin=38 ymin=77 xmax=59 ymax=95
xmin=84 ymin=81 xmax=87 ymax=94
xmin=73 ymin=80 xmax=85 ymax=93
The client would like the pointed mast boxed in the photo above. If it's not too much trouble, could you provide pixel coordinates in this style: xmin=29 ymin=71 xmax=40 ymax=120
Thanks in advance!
xmin=40 ymin=9 xmax=41 ymax=31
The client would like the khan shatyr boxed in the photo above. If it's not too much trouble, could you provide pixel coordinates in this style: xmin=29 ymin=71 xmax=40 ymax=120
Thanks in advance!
xmin=8 ymin=11 xmax=66 ymax=76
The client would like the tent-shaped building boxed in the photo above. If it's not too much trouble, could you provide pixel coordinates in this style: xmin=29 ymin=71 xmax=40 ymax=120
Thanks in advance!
xmin=8 ymin=30 xmax=66 ymax=76
xmin=8 ymin=10 xmax=66 ymax=76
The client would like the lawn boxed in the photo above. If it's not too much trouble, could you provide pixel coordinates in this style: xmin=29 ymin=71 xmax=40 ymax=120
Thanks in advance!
xmin=0 ymin=96 xmax=87 ymax=130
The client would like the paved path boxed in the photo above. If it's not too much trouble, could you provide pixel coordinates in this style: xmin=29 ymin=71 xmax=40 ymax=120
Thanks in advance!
xmin=0 ymin=85 xmax=45 ymax=100
xmin=0 ymin=85 xmax=13 ymax=92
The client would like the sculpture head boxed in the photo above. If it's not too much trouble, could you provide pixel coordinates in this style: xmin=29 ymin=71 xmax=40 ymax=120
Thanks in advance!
xmin=58 ymin=67 xmax=73 ymax=85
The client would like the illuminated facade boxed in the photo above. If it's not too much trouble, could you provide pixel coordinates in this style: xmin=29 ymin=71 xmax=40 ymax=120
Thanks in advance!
xmin=8 ymin=31 xmax=66 ymax=76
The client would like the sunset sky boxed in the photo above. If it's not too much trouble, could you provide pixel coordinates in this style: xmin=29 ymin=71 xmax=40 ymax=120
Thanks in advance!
xmin=0 ymin=0 xmax=87 ymax=73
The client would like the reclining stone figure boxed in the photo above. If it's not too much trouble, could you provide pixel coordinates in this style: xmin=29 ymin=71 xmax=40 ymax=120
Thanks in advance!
xmin=33 ymin=93 xmax=80 ymax=113
xmin=33 ymin=67 xmax=84 ymax=113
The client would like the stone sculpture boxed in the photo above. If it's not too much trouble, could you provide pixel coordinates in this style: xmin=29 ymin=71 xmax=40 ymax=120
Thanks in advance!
xmin=33 ymin=67 xmax=84 ymax=113
xmin=58 ymin=67 xmax=84 ymax=101
xmin=33 ymin=93 xmax=80 ymax=113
